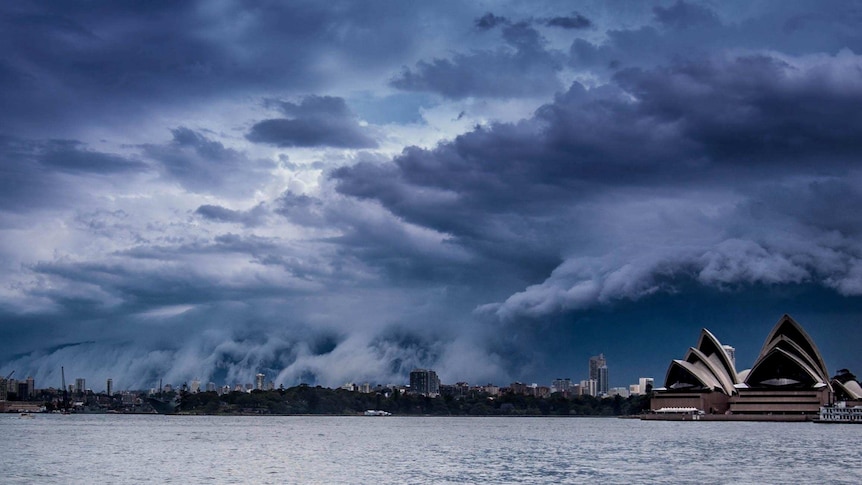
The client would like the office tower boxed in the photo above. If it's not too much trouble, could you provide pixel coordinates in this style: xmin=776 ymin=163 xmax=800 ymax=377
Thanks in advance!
xmin=206 ymin=382 xmax=216 ymax=393
xmin=106 ymin=378 xmax=113 ymax=396
xmin=589 ymin=354 xmax=606 ymax=382
xmin=75 ymin=378 xmax=86 ymax=395
xmin=190 ymin=379 xmax=201 ymax=393
xmin=597 ymin=365 xmax=609 ymax=396
xmin=26 ymin=376 xmax=34 ymax=399
xmin=409 ymin=369 xmax=440 ymax=397
xmin=255 ymin=373 xmax=265 ymax=391
xmin=590 ymin=354 xmax=608 ymax=395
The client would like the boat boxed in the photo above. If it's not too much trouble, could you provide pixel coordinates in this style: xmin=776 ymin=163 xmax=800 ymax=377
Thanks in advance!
xmin=817 ymin=402 xmax=862 ymax=423
xmin=363 ymin=410 xmax=391 ymax=416
xmin=19 ymin=413 xmax=34 ymax=419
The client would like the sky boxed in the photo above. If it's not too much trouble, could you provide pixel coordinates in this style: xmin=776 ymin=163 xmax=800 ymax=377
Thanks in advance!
xmin=3 ymin=0 xmax=862 ymax=392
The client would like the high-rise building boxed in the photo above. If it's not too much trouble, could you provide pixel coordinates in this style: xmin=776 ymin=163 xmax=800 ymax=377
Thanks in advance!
xmin=597 ymin=365 xmax=609 ymax=396
xmin=26 ymin=376 xmax=34 ymax=399
xmin=106 ymin=378 xmax=113 ymax=396
xmin=75 ymin=378 xmax=86 ymax=395
xmin=190 ymin=379 xmax=201 ymax=393
xmin=206 ymin=382 xmax=216 ymax=393
xmin=589 ymin=354 xmax=606 ymax=381
xmin=409 ymin=369 xmax=440 ymax=397
xmin=0 ymin=377 xmax=6 ymax=401
xmin=589 ymin=353 xmax=609 ymax=396
xmin=255 ymin=373 xmax=265 ymax=391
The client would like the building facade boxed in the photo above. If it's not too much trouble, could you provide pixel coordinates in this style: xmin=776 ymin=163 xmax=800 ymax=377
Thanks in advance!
xmin=409 ymin=369 xmax=440 ymax=397
xmin=651 ymin=315 xmax=832 ymax=417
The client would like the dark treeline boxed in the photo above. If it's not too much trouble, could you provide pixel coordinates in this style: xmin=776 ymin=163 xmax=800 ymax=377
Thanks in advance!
xmin=177 ymin=386 xmax=651 ymax=416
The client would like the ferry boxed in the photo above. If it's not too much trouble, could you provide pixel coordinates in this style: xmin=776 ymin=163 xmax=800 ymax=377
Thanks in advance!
xmin=818 ymin=402 xmax=862 ymax=423
xmin=363 ymin=410 xmax=392 ymax=416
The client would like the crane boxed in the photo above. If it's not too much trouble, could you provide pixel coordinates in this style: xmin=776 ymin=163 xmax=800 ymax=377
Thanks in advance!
xmin=4 ymin=370 xmax=13 ymax=380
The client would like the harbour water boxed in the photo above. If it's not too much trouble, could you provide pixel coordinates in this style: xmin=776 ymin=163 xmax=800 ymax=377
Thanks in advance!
xmin=3 ymin=414 xmax=861 ymax=484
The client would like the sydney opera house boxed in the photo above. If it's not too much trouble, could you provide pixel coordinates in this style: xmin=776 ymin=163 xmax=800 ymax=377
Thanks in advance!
xmin=649 ymin=314 xmax=861 ymax=420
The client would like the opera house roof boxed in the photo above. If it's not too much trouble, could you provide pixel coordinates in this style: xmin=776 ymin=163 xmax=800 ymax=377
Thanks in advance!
xmin=662 ymin=314 xmax=833 ymax=395
xmin=833 ymin=369 xmax=862 ymax=401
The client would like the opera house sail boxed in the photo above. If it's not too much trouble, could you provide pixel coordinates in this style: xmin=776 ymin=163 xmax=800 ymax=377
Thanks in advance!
xmin=650 ymin=315 xmax=834 ymax=419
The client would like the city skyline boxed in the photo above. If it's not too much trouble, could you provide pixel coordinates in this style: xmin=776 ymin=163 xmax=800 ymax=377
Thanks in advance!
xmin=3 ymin=358 xmax=652 ymax=403
xmin=2 ymin=1 xmax=862 ymax=390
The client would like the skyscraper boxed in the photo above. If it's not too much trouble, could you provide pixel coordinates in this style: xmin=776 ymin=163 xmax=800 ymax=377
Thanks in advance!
xmin=255 ymin=373 xmax=265 ymax=391
xmin=106 ymin=378 xmax=113 ymax=396
xmin=75 ymin=378 xmax=86 ymax=395
xmin=589 ymin=353 xmax=608 ymax=395
xmin=589 ymin=353 xmax=606 ymax=380
xmin=597 ymin=365 xmax=609 ymax=396
xmin=26 ymin=376 xmax=35 ymax=399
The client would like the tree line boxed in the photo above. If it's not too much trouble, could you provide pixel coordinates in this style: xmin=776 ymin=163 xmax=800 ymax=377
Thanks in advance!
xmin=176 ymin=385 xmax=652 ymax=416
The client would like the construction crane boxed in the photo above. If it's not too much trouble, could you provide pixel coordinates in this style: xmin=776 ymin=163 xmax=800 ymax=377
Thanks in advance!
xmin=4 ymin=370 xmax=13 ymax=380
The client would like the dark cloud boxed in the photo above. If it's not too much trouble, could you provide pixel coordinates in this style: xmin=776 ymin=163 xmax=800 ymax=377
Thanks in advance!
xmin=612 ymin=55 xmax=862 ymax=164
xmin=39 ymin=140 xmax=147 ymax=174
xmin=247 ymin=96 xmax=378 ymax=149
xmin=0 ymin=135 xmax=146 ymax=212
xmin=569 ymin=1 xmax=862 ymax=72
xmin=4 ymin=1 xmax=862 ymax=391
xmin=546 ymin=14 xmax=592 ymax=29
xmin=337 ymin=51 xmax=862 ymax=323
xmin=144 ymin=127 xmax=275 ymax=196
xmin=475 ymin=12 xmax=509 ymax=30
xmin=391 ymin=22 xmax=563 ymax=98
xmin=653 ymin=1 xmax=719 ymax=29
xmin=0 ymin=2 xmax=465 ymax=137
xmin=195 ymin=203 xmax=267 ymax=227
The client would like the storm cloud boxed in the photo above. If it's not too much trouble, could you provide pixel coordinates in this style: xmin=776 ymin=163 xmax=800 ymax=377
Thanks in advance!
xmin=247 ymin=96 xmax=378 ymax=149
xmin=391 ymin=21 xmax=564 ymax=99
xmin=2 ymin=1 xmax=862 ymax=392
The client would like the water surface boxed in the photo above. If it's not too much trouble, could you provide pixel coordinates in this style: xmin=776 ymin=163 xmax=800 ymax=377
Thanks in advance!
xmin=2 ymin=414 xmax=860 ymax=484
